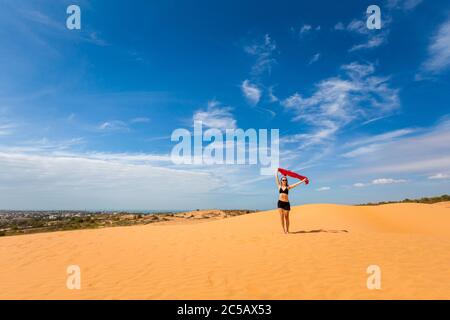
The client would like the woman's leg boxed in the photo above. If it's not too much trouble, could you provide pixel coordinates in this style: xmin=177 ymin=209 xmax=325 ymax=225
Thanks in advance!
xmin=278 ymin=208 xmax=286 ymax=233
xmin=284 ymin=210 xmax=290 ymax=233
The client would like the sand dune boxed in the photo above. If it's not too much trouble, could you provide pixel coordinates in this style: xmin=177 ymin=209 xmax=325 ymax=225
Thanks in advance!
xmin=1 ymin=203 xmax=449 ymax=299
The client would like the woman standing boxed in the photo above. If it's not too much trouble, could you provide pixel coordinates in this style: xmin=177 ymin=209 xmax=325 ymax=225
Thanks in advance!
xmin=275 ymin=171 xmax=307 ymax=234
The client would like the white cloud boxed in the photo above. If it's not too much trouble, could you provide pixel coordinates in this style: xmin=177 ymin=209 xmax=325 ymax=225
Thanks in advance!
xmin=335 ymin=16 xmax=390 ymax=52
xmin=0 ymin=122 xmax=15 ymax=136
xmin=268 ymin=86 xmax=278 ymax=103
xmin=0 ymin=148 xmax=223 ymax=210
xmin=241 ymin=80 xmax=262 ymax=105
xmin=342 ymin=145 xmax=382 ymax=158
xmin=85 ymin=32 xmax=108 ymax=46
xmin=19 ymin=7 xmax=108 ymax=47
xmin=346 ymin=19 xmax=368 ymax=34
xmin=334 ymin=22 xmax=345 ymax=30
xmin=342 ymin=128 xmax=417 ymax=158
xmin=281 ymin=62 xmax=399 ymax=148
xmin=352 ymin=178 xmax=406 ymax=187
xmin=428 ymin=173 xmax=450 ymax=180
xmin=283 ymin=62 xmax=398 ymax=123
xmin=0 ymin=135 xmax=280 ymax=209
xmin=98 ymin=117 xmax=150 ymax=131
xmin=421 ymin=17 xmax=450 ymax=75
xmin=193 ymin=100 xmax=237 ymax=130
xmin=361 ymin=115 xmax=391 ymax=125
xmin=368 ymin=157 xmax=450 ymax=174
xmin=130 ymin=117 xmax=150 ymax=124
xmin=338 ymin=2 xmax=421 ymax=53
xmin=255 ymin=106 xmax=276 ymax=118
xmin=282 ymin=121 xmax=339 ymax=149
xmin=292 ymin=24 xmax=320 ymax=38
xmin=316 ymin=186 xmax=330 ymax=191
xmin=98 ymin=120 xmax=129 ymax=131
xmin=341 ymin=62 xmax=375 ymax=78
xmin=372 ymin=178 xmax=407 ymax=185
xmin=344 ymin=129 xmax=416 ymax=148
xmin=387 ymin=0 xmax=423 ymax=11
xmin=309 ymin=53 xmax=321 ymax=65
xmin=341 ymin=119 xmax=450 ymax=176
xmin=21 ymin=9 xmax=64 ymax=30
xmin=300 ymin=24 xmax=312 ymax=34
xmin=402 ymin=0 xmax=423 ymax=10
xmin=244 ymin=34 xmax=277 ymax=77
xmin=350 ymin=34 xmax=387 ymax=52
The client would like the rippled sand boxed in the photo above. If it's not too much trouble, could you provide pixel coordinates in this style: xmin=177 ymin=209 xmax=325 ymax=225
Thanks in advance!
xmin=1 ymin=202 xmax=449 ymax=299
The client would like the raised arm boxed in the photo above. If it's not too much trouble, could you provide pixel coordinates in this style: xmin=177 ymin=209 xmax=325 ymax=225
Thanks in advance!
xmin=288 ymin=178 xmax=307 ymax=190
xmin=275 ymin=170 xmax=280 ymax=188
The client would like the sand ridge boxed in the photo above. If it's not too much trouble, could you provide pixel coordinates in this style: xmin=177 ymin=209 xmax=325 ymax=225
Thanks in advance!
xmin=0 ymin=202 xmax=449 ymax=299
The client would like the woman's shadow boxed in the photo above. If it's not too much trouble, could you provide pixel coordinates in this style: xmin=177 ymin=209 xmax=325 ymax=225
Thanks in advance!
xmin=290 ymin=229 xmax=348 ymax=234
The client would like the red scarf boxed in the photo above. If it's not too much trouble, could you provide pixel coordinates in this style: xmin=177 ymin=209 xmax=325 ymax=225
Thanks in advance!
xmin=278 ymin=168 xmax=309 ymax=185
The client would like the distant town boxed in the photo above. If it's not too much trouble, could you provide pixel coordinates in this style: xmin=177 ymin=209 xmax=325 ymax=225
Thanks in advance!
xmin=0 ymin=209 xmax=256 ymax=237
xmin=1 ymin=195 xmax=448 ymax=237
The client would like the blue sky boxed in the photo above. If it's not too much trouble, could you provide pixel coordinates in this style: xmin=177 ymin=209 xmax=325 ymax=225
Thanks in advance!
xmin=0 ymin=0 xmax=449 ymax=210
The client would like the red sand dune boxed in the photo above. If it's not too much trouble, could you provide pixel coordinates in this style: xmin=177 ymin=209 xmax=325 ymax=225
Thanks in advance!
xmin=1 ymin=202 xmax=449 ymax=299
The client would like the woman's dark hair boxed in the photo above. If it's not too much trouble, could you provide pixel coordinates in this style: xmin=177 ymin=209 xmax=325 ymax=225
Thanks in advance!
xmin=281 ymin=176 xmax=289 ymax=187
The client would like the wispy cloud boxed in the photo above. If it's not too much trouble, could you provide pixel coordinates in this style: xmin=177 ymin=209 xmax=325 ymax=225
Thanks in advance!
xmin=316 ymin=186 xmax=331 ymax=191
xmin=98 ymin=117 xmax=151 ymax=131
xmin=300 ymin=24 xmax=312 ymax=34
xmin=342 ymin=128 xmax=417 ymax=158
xmin=353 ymin=178 xmax=407 ymax=187
xmin=98 ymin=120 xmax=129 ymax=132
xmin=268 ymin=86 xmax=279 ymax=103
xmin=244 ymin=34 xmax=277 ymax=77
xmin=387 ymin=0 xmax=423 ymax=11
xmin=341 ymin=118 xmax=450 ymax=177
xmin=335 ymin=14 xmax=390 ymax=52
xmin=308 ymin=53 xmax=321 ymax=65
xmin=20 ymin=137 xmax=85 ymax=151
xmin=130 ymin=117 xmax=151 ymax=124
xmin=84 ymin=32 xmax=109 ymax=46
xmin=0 ymin=122 xmax=15 ymax=136
xmin=334 ymin=22 xmax=345 ymax=31
xmin=420 ymin=16 xmax=450 ymax=76
xmin=193 ymin=100 xmax=237 ymax=130
xmin=7 ymin=4 xmax=109 ymax=50
xmin=292 ymin=24 xmax=321 ymax=37
xmin=428 ymin=173 xmax=450 ymax=180
xmin=344 ymin=128 xmax=416 ymax=148
xmin=241 ymin=80 xmax=262 ymax=105
xmin=346 ymin=19 xmax=369 ymax=34
xmin=0 ymin=145 xmax=224 ymax=210
xmin=281 ymin=62 xmax=399 ymax=148
xmin=350 ymin=34 xmax=387 ymax=52
xmin=242 ymin=34 xmax=278 ymax=117
xmin=282 ymin=121 xmax=339 ymax=149
xmin=372 ymin=178 xmax=407 ymax=184
xmin=21 ymin=9 xmax=63 ymax=30
xmin=342 ymin=145 xmax=383 ymax=158
xmin=337 ymin=2 xmax=423 ymax=53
